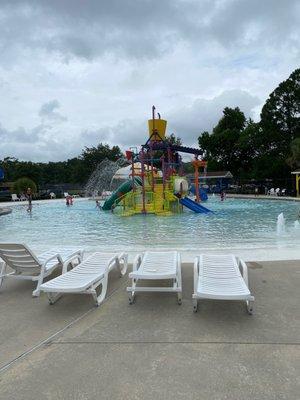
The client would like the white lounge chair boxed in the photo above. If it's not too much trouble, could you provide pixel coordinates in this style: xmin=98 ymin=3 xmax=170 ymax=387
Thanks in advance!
xmin=193 ymin=254 xmax=254 ymax=314
xmin=127 ymin=251 xmax=182 ymax=304
xmin=11 ymin=194 xmax=20 ymax=201
xmin=268 ymin=188 xmax=275 ymax=196
xmin=39 ymin=252 xmax=128 ymax=306
xmin=0 ymin=244 xmax=83 ymax=297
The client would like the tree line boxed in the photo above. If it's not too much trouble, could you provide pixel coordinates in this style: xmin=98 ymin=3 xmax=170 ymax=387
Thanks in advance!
xmin=0 ymin=144 xmax=123 ymax=187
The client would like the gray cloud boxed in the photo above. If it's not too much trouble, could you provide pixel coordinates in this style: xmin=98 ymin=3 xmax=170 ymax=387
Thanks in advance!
xmin=0 ymin=0 xmax=299 ymax=62
xmin=0 ymin=1 xmax=298 ymax=161
xmin=0 ymin=124 xmax=40 ymax=143
xmin=0 ymin=122 xmax=80 ymax=161
xmin=0 ymin=103 xmax=72 ymax=161
xmin=80 ymin=89 xmax=260 ymax=152
xmin=38 ymin=100 xmax=67 ymax=122
xmin=168 ymin=90 xmax=261 ymax=144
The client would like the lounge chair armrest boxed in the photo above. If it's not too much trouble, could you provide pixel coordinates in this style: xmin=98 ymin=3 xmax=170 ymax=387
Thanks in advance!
xmin=61 ymin=252 xmax=83 ymax=274
xmin=238 ymin=258 xmax=249 ymax=286
xmin=132 ymin=254 xmax=142 ymax=272
xmin=193 ymin=257 xmax=199 ymax=293
xmin=42 ymin=253 xmax=62 ymax=269
xmin=33 ymin=253 xmax=61 ymax=296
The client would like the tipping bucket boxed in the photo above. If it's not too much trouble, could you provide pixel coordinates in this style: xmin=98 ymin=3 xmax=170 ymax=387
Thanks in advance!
xmin=148 ymin=119 xmax=167 ymax=141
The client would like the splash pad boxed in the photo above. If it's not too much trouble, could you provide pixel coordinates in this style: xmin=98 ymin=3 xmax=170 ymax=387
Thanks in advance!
xmin=102 ymin=107 xmax=212 ymax=216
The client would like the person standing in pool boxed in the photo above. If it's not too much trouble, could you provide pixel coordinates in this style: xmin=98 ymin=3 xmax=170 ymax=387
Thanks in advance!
xmin=26 ymin=187 xmax=32 ymax=212
xmin=220 ymin=190 xmax=226 ymax=201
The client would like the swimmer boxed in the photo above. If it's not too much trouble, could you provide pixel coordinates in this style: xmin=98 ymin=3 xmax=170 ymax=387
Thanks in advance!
xmin=26 ymin=187 xmax=32 ymax=212
xmin=66 ymin=195 xmax=73 ymax=206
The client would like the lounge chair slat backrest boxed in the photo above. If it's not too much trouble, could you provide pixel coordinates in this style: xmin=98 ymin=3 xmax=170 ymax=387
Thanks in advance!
xmin=142 ymin=251 xmax=178 ymax=274
xmin=0 ymin=244 xmax=41 ymax=274
xmin=74 ymin=253 xmax=118 ymax=275
xmin=200 ymin=254 xmax=239 ymax=278
xmin=193 ymin=253 xmax=254 ymax=313
xmin=199 ymin=254 xmax=250 ymax=295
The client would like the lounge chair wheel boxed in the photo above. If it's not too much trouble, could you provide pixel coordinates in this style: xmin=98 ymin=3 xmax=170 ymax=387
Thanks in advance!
xmin=246 ymin=301 xmax=253 ymax=315
xmin=177 ymin=294 xmax=182 ymax=305
xmin=192 ymin=298 xmax=198 ymax=312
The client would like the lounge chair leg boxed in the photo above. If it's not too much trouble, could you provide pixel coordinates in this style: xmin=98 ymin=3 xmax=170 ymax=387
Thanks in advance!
xmin=129 ymin=278 xmax=136 ymax=304
xmin=91 ymin=290 xmax=99 ymax=306
xmin=246 ymin=300 xmax=254 ymax=315
xmin=32 ymin=288 xmax=40 ymax=297
xmin=128 ymin=293 xmax=135 ymax=304
xmin=33 ymin=264 xmax=48 ymax=297
xmin=193 ymin=299 xmax=198 ymax=313
xmin=118 ymin=254 xmax=128 ymax=277
xmin=0 ymin=262 xmax=6 ymax=288
xmin=47 ymin=292 xmax=62 ymax=305
xmin=177 ymin=292 xmax=182 ymax=305
xmin=92 ymin=276 xmax=108 ymax=306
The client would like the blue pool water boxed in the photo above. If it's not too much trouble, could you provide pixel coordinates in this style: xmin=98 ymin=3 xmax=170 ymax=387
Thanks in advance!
xmin=1 ymin=198 xmax=300 ymax=258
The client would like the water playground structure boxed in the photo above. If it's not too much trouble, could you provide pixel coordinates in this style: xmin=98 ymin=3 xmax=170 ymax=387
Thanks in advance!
xmin=102 ymin=107 xmax=213 ymax=216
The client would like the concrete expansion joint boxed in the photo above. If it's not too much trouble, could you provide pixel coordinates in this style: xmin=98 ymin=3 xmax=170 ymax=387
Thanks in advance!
xmin=51 ymin=340 xmax=300 ymax=346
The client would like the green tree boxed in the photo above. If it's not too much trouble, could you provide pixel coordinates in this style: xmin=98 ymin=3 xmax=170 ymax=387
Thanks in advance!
xmin=13 ymin=177 xmax=37 ymax=194
xmin=80 ymin=143 xmax=123 ymax=183
xmin=260 ymin=68 xmax=300 ymax=155
xmin=287 ymin=138 xmax=300 ymax=169
xmin=198 ymin=107 xmax=246 ymax=174
xmin=0 ymin=142 xmax=124 ymax=186
xmin=166 ymin=133 xmax=182 ymax=146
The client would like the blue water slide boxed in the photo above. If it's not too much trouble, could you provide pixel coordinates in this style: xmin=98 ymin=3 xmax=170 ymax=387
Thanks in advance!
xmin=189 ymin=184 xmax=208 ymax=201
xmin=180 ymin=197 xmax=213 ymax=214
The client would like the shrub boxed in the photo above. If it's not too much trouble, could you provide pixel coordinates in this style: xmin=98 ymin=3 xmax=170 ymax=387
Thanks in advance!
xmin=13 ymin=177 xmax=37 ymax=195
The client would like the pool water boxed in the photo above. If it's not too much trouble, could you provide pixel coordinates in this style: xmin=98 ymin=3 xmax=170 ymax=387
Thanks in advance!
xmin=1 ymin=198 xmax=300 ymax=258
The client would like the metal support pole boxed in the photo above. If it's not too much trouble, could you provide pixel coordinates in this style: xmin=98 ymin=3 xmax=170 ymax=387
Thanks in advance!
xmin=194 ymin=165 xmax=200 ymax=203
xmin=141 ymin=149 xmax=146 ymax=213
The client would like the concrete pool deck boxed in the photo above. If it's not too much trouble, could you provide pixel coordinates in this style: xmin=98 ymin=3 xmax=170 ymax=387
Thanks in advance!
xmin=0 ymin=207 xmax=12 ymax=216
xmin=0 ymin=260 xmax=299 ymax=399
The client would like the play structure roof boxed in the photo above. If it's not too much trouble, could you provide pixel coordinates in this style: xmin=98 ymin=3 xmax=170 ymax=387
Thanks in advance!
xmin=143 ymin=141 xmax=203 ymax=156
xmin=188 ymin=171 xmax=233 ymax=179
xmin=113 ymin=163 xmax=142 ymax=180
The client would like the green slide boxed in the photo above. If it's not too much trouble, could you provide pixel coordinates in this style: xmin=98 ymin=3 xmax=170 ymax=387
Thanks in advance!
xmin=102 ymin=177 xmax=142 ymax=210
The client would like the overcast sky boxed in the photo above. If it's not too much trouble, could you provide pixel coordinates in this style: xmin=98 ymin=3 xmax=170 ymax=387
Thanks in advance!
xmin=0 ymin=0 xmax=299 ymax=162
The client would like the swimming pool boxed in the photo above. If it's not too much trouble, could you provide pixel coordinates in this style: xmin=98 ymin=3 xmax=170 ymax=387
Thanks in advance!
xmin=1 ymin=197 xmax=300 ymax=261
